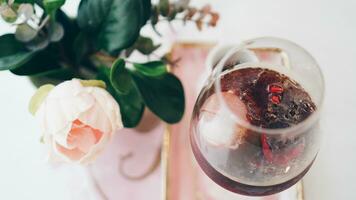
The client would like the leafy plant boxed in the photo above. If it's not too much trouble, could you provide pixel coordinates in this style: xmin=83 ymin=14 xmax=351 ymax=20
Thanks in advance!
xmin=0 ymin=0 xmax=219 ymax=127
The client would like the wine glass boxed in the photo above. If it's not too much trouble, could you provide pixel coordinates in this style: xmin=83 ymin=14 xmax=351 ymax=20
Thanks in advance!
xmin=190 ymin=37 xmax=324 ymax=196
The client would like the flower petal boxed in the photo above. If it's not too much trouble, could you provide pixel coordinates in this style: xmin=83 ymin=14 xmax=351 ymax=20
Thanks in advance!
xmin=68 ymin=122 xmax=102 ymax=153
xmin=83 ymin=87 xmax=123 ymax=134
xmin=78 ymin=98 xmax=112 ymax=135
xmin=34 ymin=79 xmax=124 ymax=164
xmin=78 ymin=130 xmax=111 ymax=165
xmin=40 ymin=80 xmax=96 ymax=148
xmin=55 ymin=143 xmax=86 ymax=161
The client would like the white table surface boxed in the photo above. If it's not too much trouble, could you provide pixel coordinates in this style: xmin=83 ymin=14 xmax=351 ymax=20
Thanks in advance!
xmin=1 ymin=0 xmax=356 ymax=199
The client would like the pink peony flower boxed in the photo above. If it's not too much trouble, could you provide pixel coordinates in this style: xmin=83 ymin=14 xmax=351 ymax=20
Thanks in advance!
xmin=31 ymin=79 xmax=123 ymax=164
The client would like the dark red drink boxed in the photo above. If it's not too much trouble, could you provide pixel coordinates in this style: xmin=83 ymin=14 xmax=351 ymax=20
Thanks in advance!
xmin=191 ymin=67 xmax=318 ymax=196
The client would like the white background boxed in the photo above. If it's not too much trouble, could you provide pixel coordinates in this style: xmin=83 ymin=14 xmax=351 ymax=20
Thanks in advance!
xmin=1 ymin=0 xmax=356 ymax=199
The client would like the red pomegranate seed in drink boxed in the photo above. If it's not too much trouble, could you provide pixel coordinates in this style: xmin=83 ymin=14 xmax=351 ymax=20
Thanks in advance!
xmin=268 ymin=85 xmax=284 ymax=93
xmin=261 ymin=134 xmax=304 ymax=165
xmin=270 ymin=95 xmax=281 ymax=104
xmin=261 ymin=134 xmax=273 ymax=162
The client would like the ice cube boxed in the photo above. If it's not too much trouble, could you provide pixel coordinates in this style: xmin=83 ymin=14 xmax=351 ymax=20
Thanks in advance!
xmin=198 ymin=91 xmax=248 ymax=149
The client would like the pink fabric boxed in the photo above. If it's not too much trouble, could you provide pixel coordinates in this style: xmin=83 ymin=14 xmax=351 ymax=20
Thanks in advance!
xmin=89 ymin=118 xmax=164 ymax=200
xmin=168 ymin=43 xmax=214 ymax=200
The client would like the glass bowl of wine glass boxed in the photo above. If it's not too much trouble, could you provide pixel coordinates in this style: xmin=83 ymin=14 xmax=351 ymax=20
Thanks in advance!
xmin=190 ymin=37 xmax=325 ymax=196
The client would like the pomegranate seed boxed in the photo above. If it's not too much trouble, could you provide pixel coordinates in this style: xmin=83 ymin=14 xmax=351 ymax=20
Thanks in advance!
xmin=270 ymin=95 xmax=281 ymax=104
xmin=268 ymin=85 xmax=284 ymax=93
xmin=261 ymin=134 xmax=273 ymax=162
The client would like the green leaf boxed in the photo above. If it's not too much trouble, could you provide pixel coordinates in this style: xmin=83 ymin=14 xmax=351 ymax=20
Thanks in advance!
xmin=34 ymin=0 xmax=44 ymax=7
xmin=43 ymin=0 xmax=65 ymax=16
xmin=29 ymin=68 xmax=75 ymax=87
xmin=133 ymin=61 xmax=167 ymax=77
xmin=125 ymin=36 xmax=160 ymax=57
xmin=15 ymin=0 xmax=35 ymax=3
xmin=135 ymin=36 xmax=161 ymax=55
xmin=130 ymin=71 xmax=185 ymax=124
xmin=0 ymin=34 xmax=36 ymax=71
xmin=150 ymin=5 xmax=159 ymax=25
xmin=77 ymin=0 xmax=151 ymax=53
xmin=30 ymin=68 xmax=74 ymax=79
xmin=98 ymin=67 xmax=144 ymax=128
xmin=77 ymin=0 xmax=111 ymax=31
xmin=167 ymin=8 xmax=178 ymax=21
xmin=141 ymin=0 xmax=151 ymax=23
xmin=110 ymin=58 xmax=132 ymax=94
xmin=29 ymin=84 xmax=54 ymax=115
xmin=10 ymin=44 xmax=61 ymax=75
xmin=73 ymin=32 xmax=90 ymax=64
xmin=98 ymin=0 xmax=149 ymax=53
xmin=56 ymin=10 xmax=80 ymax=62
xmin=159 ymin=0 xmax=169 ymax=16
